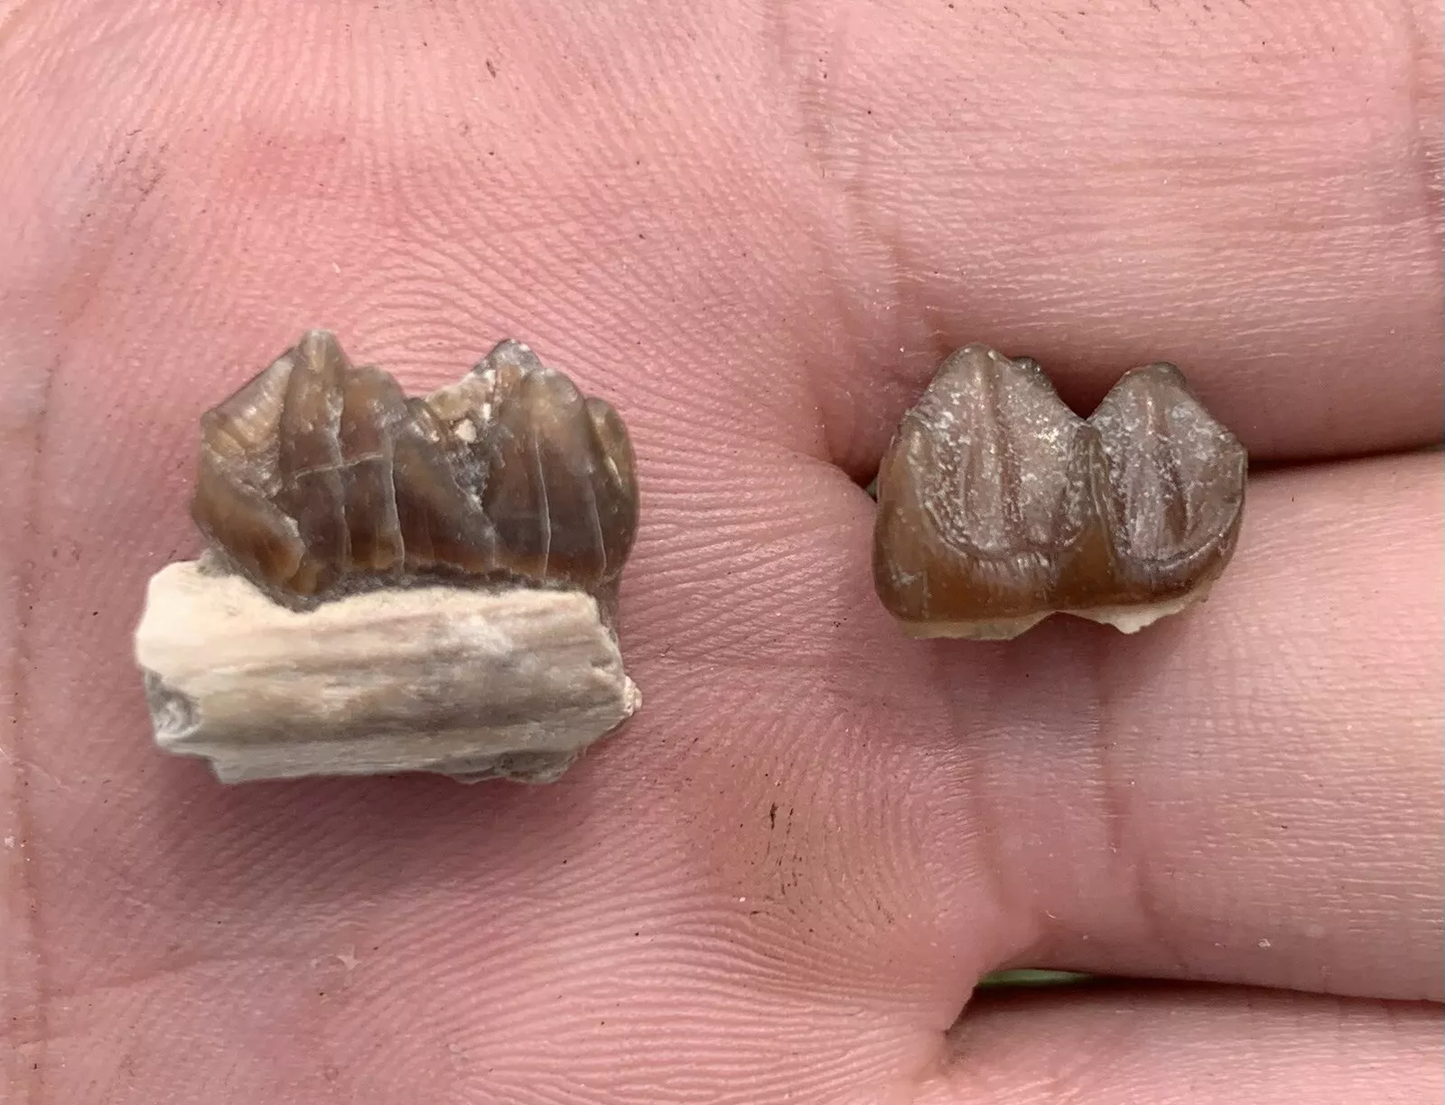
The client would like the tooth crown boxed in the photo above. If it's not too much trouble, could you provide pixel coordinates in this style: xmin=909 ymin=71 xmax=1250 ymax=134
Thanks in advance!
xmin=192 ymin=330 xmax=639 ymax=606
xmin=872 ymin=344 xmax=1247 ymax=636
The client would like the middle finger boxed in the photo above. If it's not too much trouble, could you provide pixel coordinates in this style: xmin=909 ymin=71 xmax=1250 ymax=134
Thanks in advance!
xmin=851 ymin=453 xmax=1444 ymax=1000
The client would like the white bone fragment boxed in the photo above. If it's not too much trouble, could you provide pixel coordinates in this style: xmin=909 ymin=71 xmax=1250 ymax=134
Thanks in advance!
xmin=135 ymin=560 xmax=640 ymax=784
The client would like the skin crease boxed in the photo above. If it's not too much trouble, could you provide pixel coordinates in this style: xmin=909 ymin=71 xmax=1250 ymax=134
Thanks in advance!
xmin=0 ymin=0 xmax=1441 ymax=1101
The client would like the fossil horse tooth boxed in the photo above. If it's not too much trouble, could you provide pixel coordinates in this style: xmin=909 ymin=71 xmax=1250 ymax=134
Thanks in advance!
xmin=192 ymin=329 xmax=638 ymax=609
xmin=135 ymin=331 xmax=642 ymax=785
xmin=872 ymin=344 xmax=1247 ymax=640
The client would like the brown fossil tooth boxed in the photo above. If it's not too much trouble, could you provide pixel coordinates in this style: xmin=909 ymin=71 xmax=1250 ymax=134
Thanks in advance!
xmin=1087 ymin=363 xmax=1248 ymax=606
xmin=191 ymin=331 xmax=640 ymax=607
xmin=143 ymin=331 xmax=644 ymax=786
xmin=584 ymin=395 xmax=641 ymax=579
xmin=480 ymin=353 xmax=614 ymax=586
xmin=192 ymin=340 xmax=313 ymax=593
xmin=872 ymin=345 xmax=1247 ymax=639
xmin=872 ymin=345 xmax=1099 ymax=635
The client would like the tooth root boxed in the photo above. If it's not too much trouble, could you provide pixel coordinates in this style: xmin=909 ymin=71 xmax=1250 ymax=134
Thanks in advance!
xmin=134 ymin=562 xmax=640 ymax=785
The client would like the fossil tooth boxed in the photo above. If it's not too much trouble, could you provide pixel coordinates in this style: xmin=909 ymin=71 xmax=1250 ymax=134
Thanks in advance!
xmin=872 ymin=345 xmax=1246 ymax=639
xmin=138 ymin=331 xmax=642 ymax=784
xmin=191 ymin=330 xmax=638 ymax=606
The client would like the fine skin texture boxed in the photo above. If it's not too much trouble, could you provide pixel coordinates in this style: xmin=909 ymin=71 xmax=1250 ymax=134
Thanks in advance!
xmin=1 ymin=2 xmax=1441 ymax=1103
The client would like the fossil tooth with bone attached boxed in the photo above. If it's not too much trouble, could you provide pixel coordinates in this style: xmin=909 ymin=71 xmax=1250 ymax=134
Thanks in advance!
xmin=872 ymin=344 xmax=1247 ymax=640
xmin=135 ymin=330 xmax=641 ymax=784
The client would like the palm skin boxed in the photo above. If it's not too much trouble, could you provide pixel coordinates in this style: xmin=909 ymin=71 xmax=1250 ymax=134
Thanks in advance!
xmin=1 ymin=1 xmax=1441 ymax=1102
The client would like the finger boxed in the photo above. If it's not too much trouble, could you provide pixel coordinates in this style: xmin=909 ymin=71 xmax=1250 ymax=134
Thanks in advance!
xmin=783 ymin=0 xmax=1445 ymax=473
xmin=1 ymin=1 xmax=1438 ymax=500
xmin=854 ymin=452 xmax=1442 ymax=1000
xmin=920 ymin=985 xmax=1442 ymax=1105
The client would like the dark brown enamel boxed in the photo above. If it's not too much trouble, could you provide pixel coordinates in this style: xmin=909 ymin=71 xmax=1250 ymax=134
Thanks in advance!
xmin=192 ymin=331 xmax=640 ymax=605
xmin=872 ymin=345 xmax=1246 ymax=632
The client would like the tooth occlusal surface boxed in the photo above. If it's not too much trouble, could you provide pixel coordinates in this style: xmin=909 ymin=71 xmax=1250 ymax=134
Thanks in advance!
xmin=872 ymin=344 xmax=1248 ymax=640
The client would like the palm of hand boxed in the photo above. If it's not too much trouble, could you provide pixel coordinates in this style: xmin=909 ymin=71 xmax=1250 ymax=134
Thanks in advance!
xmin=2 ymin=2 xmax=1441 ymax=1103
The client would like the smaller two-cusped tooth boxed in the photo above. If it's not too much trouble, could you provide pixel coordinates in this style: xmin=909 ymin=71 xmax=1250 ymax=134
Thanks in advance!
xmin=191 ymin=331 xmax=640 ymax=606
xmin=872 ymin=345 xmax=1246 ymax=639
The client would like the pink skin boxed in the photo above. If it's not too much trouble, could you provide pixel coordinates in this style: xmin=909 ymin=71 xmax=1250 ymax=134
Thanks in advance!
xmin=1 ymin=1 xmax=1441 ymax=1102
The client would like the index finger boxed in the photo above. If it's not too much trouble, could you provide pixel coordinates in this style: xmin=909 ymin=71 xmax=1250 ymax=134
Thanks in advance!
xmin=775 ymin=0 xmax=1443 ymax=476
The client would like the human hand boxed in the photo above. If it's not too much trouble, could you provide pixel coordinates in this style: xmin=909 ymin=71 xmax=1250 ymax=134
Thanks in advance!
xmin=2 ymin=1 xmax=1440 ymax=1102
